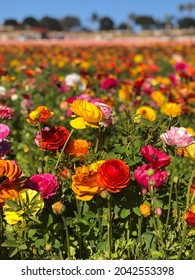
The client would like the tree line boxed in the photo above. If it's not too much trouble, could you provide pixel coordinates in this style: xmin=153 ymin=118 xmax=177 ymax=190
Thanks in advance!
xmin=2 ymin=3 xmax=195 ymax=32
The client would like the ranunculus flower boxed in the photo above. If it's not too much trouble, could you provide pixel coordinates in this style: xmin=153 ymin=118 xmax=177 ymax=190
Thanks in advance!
xmin=186 ymin=143 xmax=195 ymax=161
xmin=65 ymin=139 xmax=92 ymax=159
xmin=185 ymin=205 xmax=195 ymax=227
xmin=160 ymin=102 xmax=182 ymax=117
xmin=135 ymin=106 xmax=156 ymax=122
xmin=35 ymin=126 xmax=70 ymax=151
xmin=140 ymin=145 xmax=170 ymax=168
xmin=27 ymin=106 xmax=54 ymax=124
xmin=0 ymin=160 xmax=24 ymax=202
xmin=140 ymin=203 xmax=151 ymax=217
xmin=96 ymin=159 xmax=130 ymax=193
xmin=70 ymin=99 xmax=103 ymax=129
xmin=3 ymin=189 xmax=44 ymax=225
xmin=160 ymin=127 xmax=195 ymax=148
xmin=0 ymin=139 xmax=12 ymax=158
xmin=0 ymin=86 xmax=6 ymax=96
xmin=24 ymin=173 xmax=59 ymax=199
xmin=134 ymin=163 xmax=167 ymax=189
xmin=0 ymin=106 xmax=14 ymax=120
xmin=0 ymin=124 xmax=10 ymax=139
xmin=65 ymin=73 xmax=86 ymax=91
xmin=72 ymin=161 xmax=105 ymax=201
xmin=100 ymin=77 xmax=118 ymax=90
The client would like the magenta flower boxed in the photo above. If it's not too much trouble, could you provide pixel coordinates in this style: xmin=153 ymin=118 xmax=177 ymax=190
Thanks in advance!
xmin=100 ymin=77 xmax=118 ymax=90
xmin=0 ymin=124 xmax=10 ymax=139
xmin=160 ymin=127 xmax=195 ymax=148
xmin=134 ymin=163 xmax=167 ymax=190
xmin=24 ymin=173 xmax=59 ymax=199
xmin=141 ymin=145 xmax=170 ymax=168
xmin=0 ymin=106 xmax=14 ymax=120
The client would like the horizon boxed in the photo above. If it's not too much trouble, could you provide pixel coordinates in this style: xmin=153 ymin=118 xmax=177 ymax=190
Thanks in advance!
xmin=1 ymin=0 xmax=195 ymax=29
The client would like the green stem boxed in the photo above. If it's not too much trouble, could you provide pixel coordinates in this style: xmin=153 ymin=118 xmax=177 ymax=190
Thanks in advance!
xmin=192 ymin=242 xmax=195 ymax=260
xmin=54 ymin=129 xmax=74 ymax=171
xmin=61 ymin=215 xmax=71 ymax=260
xmin=76 ymin=199 xmax=83 ymax=259
xmin=107 ymin=194 xmax=112 ymax=259
xmin=165 ymin=179 xmax=174 ymax=227
xmin=138 ymin=216 xmax=143 ymax=259
xmin=177 ymin=223 xmax=188 ymax=260
xmin=38 ymin=123 xmax=44 ymax=173
xmin=95 ymin=196 xmax=102 ymax=241
xmin=186 ymin=169 xmax=195 ymax=210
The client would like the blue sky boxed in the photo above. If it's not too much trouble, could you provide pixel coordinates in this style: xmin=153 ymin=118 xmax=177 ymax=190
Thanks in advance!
xmin=0 ymin=0 xmax=194 ymax=27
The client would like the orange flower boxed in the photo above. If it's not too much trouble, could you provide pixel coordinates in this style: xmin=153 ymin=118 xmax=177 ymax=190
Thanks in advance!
xmin=0 ymin=160 xmax=24 ymax=204
xmin=26 ymin=106 xmax=54 ymax=124
xmin=71 ymin=161 xmax=105 ymax=201
xmin=96 ymin=159 xmax=130 ymax=193
xmin=140 ymin=204 xmax=151 ymax=217
xmin=65 ymin=139 xmax=92 ymax=159
xmin=176 ymin=147 xmax=189 ymax=158
xmin=0 ymin=189 xmax=18 ymax=205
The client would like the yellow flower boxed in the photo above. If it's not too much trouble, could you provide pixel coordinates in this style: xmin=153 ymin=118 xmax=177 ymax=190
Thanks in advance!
xmin=139 ymin=204 xmax=151 ymax=217
xmin=27 ymin=106 xmax=54 ymax=124
xmin=71 ymin=161 xmax=105 ymax=201
xmin=190 ymin=205 xmax=195 ymax=213
xmin=186 ymin=143 xmax=195 ymax=161
xmin=151 ymin=91 xmax=166 ymax=107
xmin=160 ymin=102 xmax=182 ymax=117
xmin=70 ymin=100 xmax=103 ymax=129
xmin=3 ymin=189 xmax=44 ymax=225
xmin=118 ymin=85 xmax=133 ymax=101
xmin=135 ymin=106 xmax=156 ymax=122
xmin=186 ymin=127 xmax=195 ymax=136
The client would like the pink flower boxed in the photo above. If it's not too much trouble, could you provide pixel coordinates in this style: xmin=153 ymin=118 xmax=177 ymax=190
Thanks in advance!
xmin=100 ymin=77 xmax=118 ymax=90
xmin=0 ymin=124 xmax=10 ymax=139
xmin=0 ymin=106 xmax=14 ymax=120
xmin=134 ymin=163 xmax=167 ymax=190
xmin=160 ymin=127 xmax=195 ymax=148
xmin=24 ymin=173 xmax=59 ymax=199
xmin=140 ymin=145 xmax=170 ymax=168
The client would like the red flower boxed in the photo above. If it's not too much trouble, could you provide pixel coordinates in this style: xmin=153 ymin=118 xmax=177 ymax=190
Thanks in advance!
xmin=96 ymin=159 xmax=130 ymax=193
xmin=35 ymin=126 xmax=70 ymax=151
xmin=140 ymin=145 xmax=170 ymax=168
xmin=100 ymin=77 xmax=118 ymax=90
xmin=186 ymin=211 xmax=195 ymax=227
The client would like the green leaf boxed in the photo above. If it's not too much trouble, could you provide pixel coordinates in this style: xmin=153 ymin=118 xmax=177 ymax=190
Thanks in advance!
xmin=19 ymin=244 xmax=28 ymax=250
xmin=1 ymin=239 xmax=19 ymax=247
xmin=35 ymin=239 xmax=46 ymax=248
xmin=28 ymin=229 xmax=36 ymax=238
xmin=29 ymin=216 xmax=41 ymax=224
xmin=133 ymin=207 xmax=141 ymax=216
xmin=9 ymin=248 xmax=19 ymax=258
xmin=120 ymin=208 xmax=130 ymax=219
xmin=142 ymin=232 xmax=156 ymax=250
xmin=5 ymin=199 xmax=21 ymax=211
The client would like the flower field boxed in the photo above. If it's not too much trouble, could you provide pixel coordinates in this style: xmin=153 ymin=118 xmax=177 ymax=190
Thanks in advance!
xmin=0 ymin=39 xmax=195 ymax=260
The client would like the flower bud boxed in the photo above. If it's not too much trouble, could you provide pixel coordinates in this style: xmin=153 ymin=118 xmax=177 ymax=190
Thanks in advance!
xmin=60 ymin=168 xmax=72 ymax=180
xmin=100 ymin=190 xmax=109 ymax=199
xmin=52 ymin=201 xmax=66 ymax=215
xmin=147 ymin=168 xmax=155 ymax=177
xmin=139 ymin=203 xmax=151 ymax=217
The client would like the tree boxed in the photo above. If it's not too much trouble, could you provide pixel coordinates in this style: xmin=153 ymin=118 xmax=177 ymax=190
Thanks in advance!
xmin=99 ymin=17 xmax=114 ymax=30
xmin=22 ymin=17 xmax=39 ymax=27
xmin=134 ymin=16 xmax=155 ymax=30
xmin=178 ymin=17 xmax=195 ymax=28
xmin=60 ymin=16 xmax=81 ymax=31
xmin=89 ymin=12 xmax=100 ymax=30
xmin=4 ymin=19 xmax=19 ymax=26
xmin=117 ymin=22 xmax=129 ymax=30
xmin=39 ymin=16 xmax=62 ymax=31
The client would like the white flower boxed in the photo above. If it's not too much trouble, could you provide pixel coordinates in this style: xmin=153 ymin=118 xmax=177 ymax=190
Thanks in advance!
xmin=0 ymin=86 xmax=6 ymax=96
